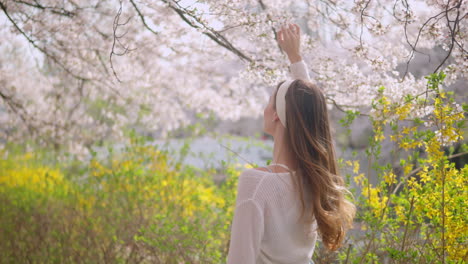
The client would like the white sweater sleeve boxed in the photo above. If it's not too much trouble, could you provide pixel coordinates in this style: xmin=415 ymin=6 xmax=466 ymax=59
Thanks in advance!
xmin=227 ymin=170 xmax=265 ymax=264
xmin=289 ymin=60 xmax=311 ymax=81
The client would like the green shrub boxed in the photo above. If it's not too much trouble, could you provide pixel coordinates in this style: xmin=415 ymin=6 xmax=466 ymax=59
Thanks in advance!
xmin=0 ymin=140 xmax=240 ymax=263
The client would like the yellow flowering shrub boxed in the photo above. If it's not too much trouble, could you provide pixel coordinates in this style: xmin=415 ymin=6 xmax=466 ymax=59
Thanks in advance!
xmin=336 ymin=72 xmax=467 ymax=263
xmin=0 ymin=149 xmax=70 ymax=200
xmin=0 ymin=139 xmax=241 ymax=263
xmin=0 ymin=166 xmax=67 ymax=194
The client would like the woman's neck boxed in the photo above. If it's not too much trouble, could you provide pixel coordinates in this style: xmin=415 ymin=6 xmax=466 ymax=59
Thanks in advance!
xmin=272 ymin=133 xmax=297 ymax=171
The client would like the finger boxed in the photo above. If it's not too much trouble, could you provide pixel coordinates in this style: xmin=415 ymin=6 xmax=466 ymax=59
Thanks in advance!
xmin=288 ymin=23 xmax=297 ymax=35
xmin=279 ymin=25 xmax=286 ymax=34
xmin=283 ymin=28 xmax=291 ymax=41
xmin=285 ymin=27 xmax=294 ymax=39
xmin=289 ymin=24 xmax=297 ymax=36
xmin=280 ymin=26 xmax=287 ymax=36
xmin=278 ymin=26 xmax=284 ymax=36
xmin=294 ymin=24 xmax=300 ymax=35
xmin=277 ymin=30 xmax=283 ymax=42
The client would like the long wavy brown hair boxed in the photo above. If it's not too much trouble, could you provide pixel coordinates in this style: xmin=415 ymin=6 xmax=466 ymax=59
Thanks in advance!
xmin=273 ymin=79 xmax=356 ymax=251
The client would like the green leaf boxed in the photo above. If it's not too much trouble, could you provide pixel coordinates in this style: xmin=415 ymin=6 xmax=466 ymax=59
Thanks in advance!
xmin=462 ymin=103 xmax=468 ymax=112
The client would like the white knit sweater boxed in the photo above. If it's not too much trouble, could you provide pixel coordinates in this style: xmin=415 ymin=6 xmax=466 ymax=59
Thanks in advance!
xmin=226 ymin=61 xmax=317 ymax=264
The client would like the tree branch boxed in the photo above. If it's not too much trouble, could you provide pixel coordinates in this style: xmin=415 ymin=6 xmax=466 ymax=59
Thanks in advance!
xmin=0 ymin=1 xmax=89 ymax=81
xmin=161 ymin=0 xmax=253 ymax=62
xmin=11 ymin=0 xmax=75 ymax=17
xmin=129 ymin=0 xmax=158 ymax=35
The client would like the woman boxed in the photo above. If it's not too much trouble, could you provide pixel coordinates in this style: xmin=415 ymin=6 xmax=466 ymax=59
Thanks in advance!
xmin=226 ymin=24 xmax=356 ymax=264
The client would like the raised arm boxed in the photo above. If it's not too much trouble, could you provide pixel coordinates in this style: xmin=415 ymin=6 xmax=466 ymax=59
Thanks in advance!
xmin=289 ymin=60 xmax=310 ymax=81
xmin=277 ymin=24 xmax=311 ymax=81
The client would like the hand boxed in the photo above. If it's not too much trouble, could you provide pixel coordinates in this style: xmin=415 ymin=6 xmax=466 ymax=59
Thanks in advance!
xmin=277 ymin=23 xmax=302 ymax=64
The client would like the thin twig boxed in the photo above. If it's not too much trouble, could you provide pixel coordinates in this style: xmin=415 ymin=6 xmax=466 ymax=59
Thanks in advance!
xmin=110 ymin=0 xmax=136 ymax=82
xmin=129 ymin=0 xmax=158 ymax=35
xmin=218 ymin=143 xmax=256 ymax=168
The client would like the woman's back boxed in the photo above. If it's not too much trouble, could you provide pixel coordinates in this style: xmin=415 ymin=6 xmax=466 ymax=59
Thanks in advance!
xmin=227 ymin=168 xmax=317 ymax=264
xmin=227 ymin=23 xmax=355 ymax=263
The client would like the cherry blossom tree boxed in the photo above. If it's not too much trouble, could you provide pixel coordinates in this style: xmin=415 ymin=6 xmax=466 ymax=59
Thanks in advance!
xmin=0 ymin=0 xmax=466 ymax=158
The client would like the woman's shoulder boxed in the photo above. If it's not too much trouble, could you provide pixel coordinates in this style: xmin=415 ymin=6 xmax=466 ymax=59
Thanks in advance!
xmin=239 ymin=167 xmax=269 ymax=179
xmin=252 ymin=167 xmax=270 ymax=172
xmin=249 ymin=166 xmax=291 ymax=174
xmin=237 ymin=168 xmax=274 ymax=187
xmin=235 ymin=168 xmax=270 ymax=202
xmin=239 ymin=167 xmax=291 ymax=186
xmin=237 ymin=168 xmax=293 ymax=202
xmin=241 ymin=167 xmax=285 ymax=176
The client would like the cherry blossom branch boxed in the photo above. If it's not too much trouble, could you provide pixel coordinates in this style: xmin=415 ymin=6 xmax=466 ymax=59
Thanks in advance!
xmin=257 ymin=0 xmax=283 ymax=57
xmin=311 ymin=0 xmax=360 ymax=42
xmin=359 ymin=0 xmax=373 ymax=47
xmin=399 ymin=0 xmax=466 ymax=80
xmin=11 ymin=0 xmax=75 ymax=17
xmin=0 ymin=90 xmax=35 ymax=136
xmin=110 ymin=0 xmax=136 ymax=82
xmin=0 ymin=1 xmax=89 ymax=81
xmin=400 ymin=6 xmax=449 ymax=80
xmin=433 ymin=0 xmax=464 ymax=73
xmin=161 ymin=0 xmax=254 ymax=62
xmin=129 ymin=0 xmax=158 ymax=35
xmin=66 ymin=79 xmax=86 ymax=121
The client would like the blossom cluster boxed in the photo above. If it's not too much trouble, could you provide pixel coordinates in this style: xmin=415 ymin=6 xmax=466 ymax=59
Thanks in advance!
xmin=0 ymin=0 xmax=465 ymax=157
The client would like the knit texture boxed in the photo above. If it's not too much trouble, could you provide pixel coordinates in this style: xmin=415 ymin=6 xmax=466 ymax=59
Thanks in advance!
xmin=226 ymin=168 xmax=318 ymax=264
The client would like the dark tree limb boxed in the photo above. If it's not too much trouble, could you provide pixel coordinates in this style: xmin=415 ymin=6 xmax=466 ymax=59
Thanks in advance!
xmin=129 ymin=0 xmax=159 ymax=35
xmin=161 ymin=0 xmax=253 ymax=62
xmin=110 ymin=0 xmax=136 ymax=82
xmin=0 ymin=1 xmax=89 ymax=81
xmin=11 ymin=0 xmax=75 ymax=17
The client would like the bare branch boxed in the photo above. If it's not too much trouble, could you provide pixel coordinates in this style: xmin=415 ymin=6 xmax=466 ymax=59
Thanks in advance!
xmin=359 ymin=0 xmax=372 ymax=47
xmin=129 ymin=0 xmax=158 ymax=35
xmin=433 ymin=0 xmax=463 ymax=73
xmin=0 ymin=89 xmax=36 ymax=136
xmin=110 ymin=0 xmax=136 ymax=82
xmin=161 ymin=0 xmax=253 ymax=62
xmin=398 ymin=0 xmax=466 ymax=81
xmin=0 ymin=1 xmax=89 ymax=81
xmin=12 ymin=0 xmax=76 ymax=17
